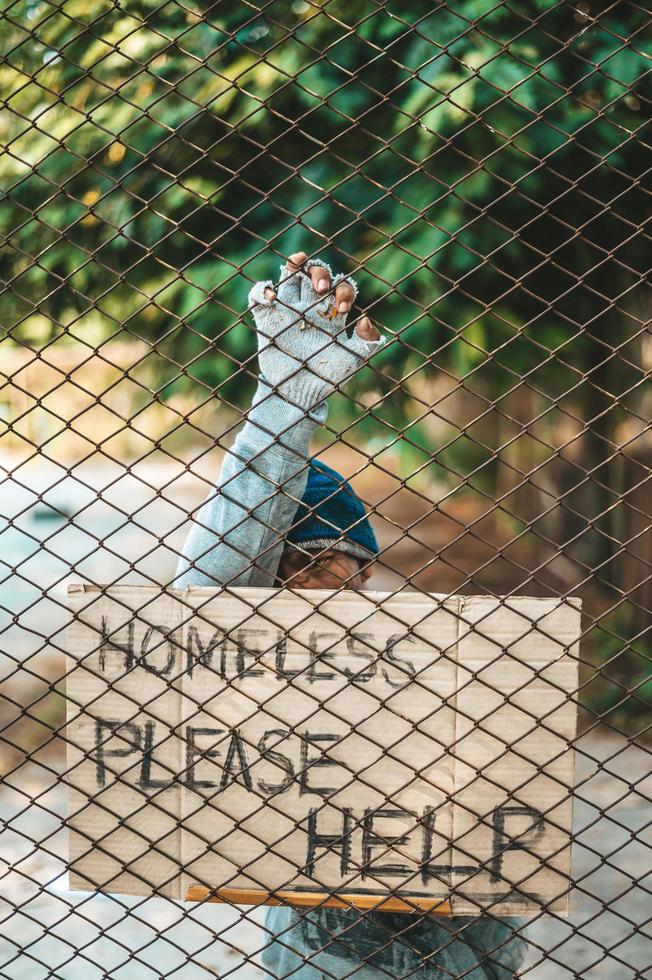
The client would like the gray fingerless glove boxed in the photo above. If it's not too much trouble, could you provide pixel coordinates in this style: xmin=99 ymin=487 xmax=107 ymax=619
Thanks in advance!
xmin=248 ymin=258 xmax=384 ymax=412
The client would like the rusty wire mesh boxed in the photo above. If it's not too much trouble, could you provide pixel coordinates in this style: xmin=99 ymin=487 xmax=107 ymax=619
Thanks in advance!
xmin=1 ymin=0 xmax=651 ymax=977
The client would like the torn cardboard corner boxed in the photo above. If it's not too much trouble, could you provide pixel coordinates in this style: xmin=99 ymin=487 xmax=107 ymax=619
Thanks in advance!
xmin=66 ymin=585 xmax=581 ymax=916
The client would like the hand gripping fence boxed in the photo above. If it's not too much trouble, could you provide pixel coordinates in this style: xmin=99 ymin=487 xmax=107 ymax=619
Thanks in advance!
xmin=1 ymin=1 xmax=651 ymax=978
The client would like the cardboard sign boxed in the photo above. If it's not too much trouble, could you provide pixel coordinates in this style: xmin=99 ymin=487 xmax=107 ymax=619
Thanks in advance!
xmin=66 ymin=584 xmax=580 ymax=916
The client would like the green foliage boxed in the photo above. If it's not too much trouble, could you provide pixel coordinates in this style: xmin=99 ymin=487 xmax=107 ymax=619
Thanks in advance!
xmin=1 ymin=0 xmax=649 ymax=479
xmin=584 ymin=608 xmax=652 ymax=731
xmin=1 ymin=1 xmax=650 ymax=726
xmin=2 ymin=1 xmax=648 ymax=421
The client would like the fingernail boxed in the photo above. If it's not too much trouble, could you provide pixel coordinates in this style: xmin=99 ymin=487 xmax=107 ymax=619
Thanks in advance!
xmin=317 ymin=277 xmax=328 ymax=292
xmin=338 ymin=301 xmax=349 ymax=313
xmin=264 ymin=288 xmax=276 ymax=301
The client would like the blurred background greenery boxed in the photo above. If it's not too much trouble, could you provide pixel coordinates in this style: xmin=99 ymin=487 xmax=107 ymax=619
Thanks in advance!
xmin=1 ymin=0 xmax=650 ymax=730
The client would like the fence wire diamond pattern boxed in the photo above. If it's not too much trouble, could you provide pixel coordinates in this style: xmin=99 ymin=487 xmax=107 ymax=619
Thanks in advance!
xmin=1 ymin=1 xmax=651 ymax=978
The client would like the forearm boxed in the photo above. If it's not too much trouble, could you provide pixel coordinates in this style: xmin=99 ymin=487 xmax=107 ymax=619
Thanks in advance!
xmin=174 ymin=382 xmax=325 ymax=589
xmin=174 ymin=251 xmax=382 ymax=589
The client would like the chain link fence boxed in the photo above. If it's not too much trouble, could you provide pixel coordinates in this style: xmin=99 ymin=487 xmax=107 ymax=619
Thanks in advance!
xmin=1 ymin=1 xmax=650 ymax=977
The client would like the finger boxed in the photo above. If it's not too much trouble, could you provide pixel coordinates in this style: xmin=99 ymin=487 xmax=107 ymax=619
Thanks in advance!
xmin=299 ymin=259 xmax=333 ymax=313
xmin=248 ymin=279 xmax=282 ymax=337
xmin=344 ymin=317 xmax=385 ymax=358
xmin=334 ymin=279 xmax=355 ymax=316
xmin=276 ymin=259 xmax=303 ymax=306
xmin=307 ymin=262 xmax=331 ymax=294
xmin=248 ymin=280 xmax=276 ymax=309
xmin=355 ymin=314 xmax=380 ymax=342
xmin=278 ymin=251 xmax=308 ymax=306
xmin=311 ymin=272 xmax=358 ymax=332
xmin=286 ymin=251 xmax=309 ymax=272
xmin=332 ymin=272 xmax=358 ymax=313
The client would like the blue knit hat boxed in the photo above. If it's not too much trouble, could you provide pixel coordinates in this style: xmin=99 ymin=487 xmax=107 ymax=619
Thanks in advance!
xmin=287 ymin=461 xmax=379 ymax=563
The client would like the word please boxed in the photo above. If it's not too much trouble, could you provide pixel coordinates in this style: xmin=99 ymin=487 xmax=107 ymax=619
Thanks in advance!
xmin=96 ymin=718 xmax=393 ymax=797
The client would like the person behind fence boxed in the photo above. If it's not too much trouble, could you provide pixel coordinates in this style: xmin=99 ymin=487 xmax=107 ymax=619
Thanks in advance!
xmin=175 ymin=252 xmax=525 ymax=978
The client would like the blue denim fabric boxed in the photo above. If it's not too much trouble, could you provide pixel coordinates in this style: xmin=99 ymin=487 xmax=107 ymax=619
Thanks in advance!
xmin=263 ymin=906 xmax=525 ymax=979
